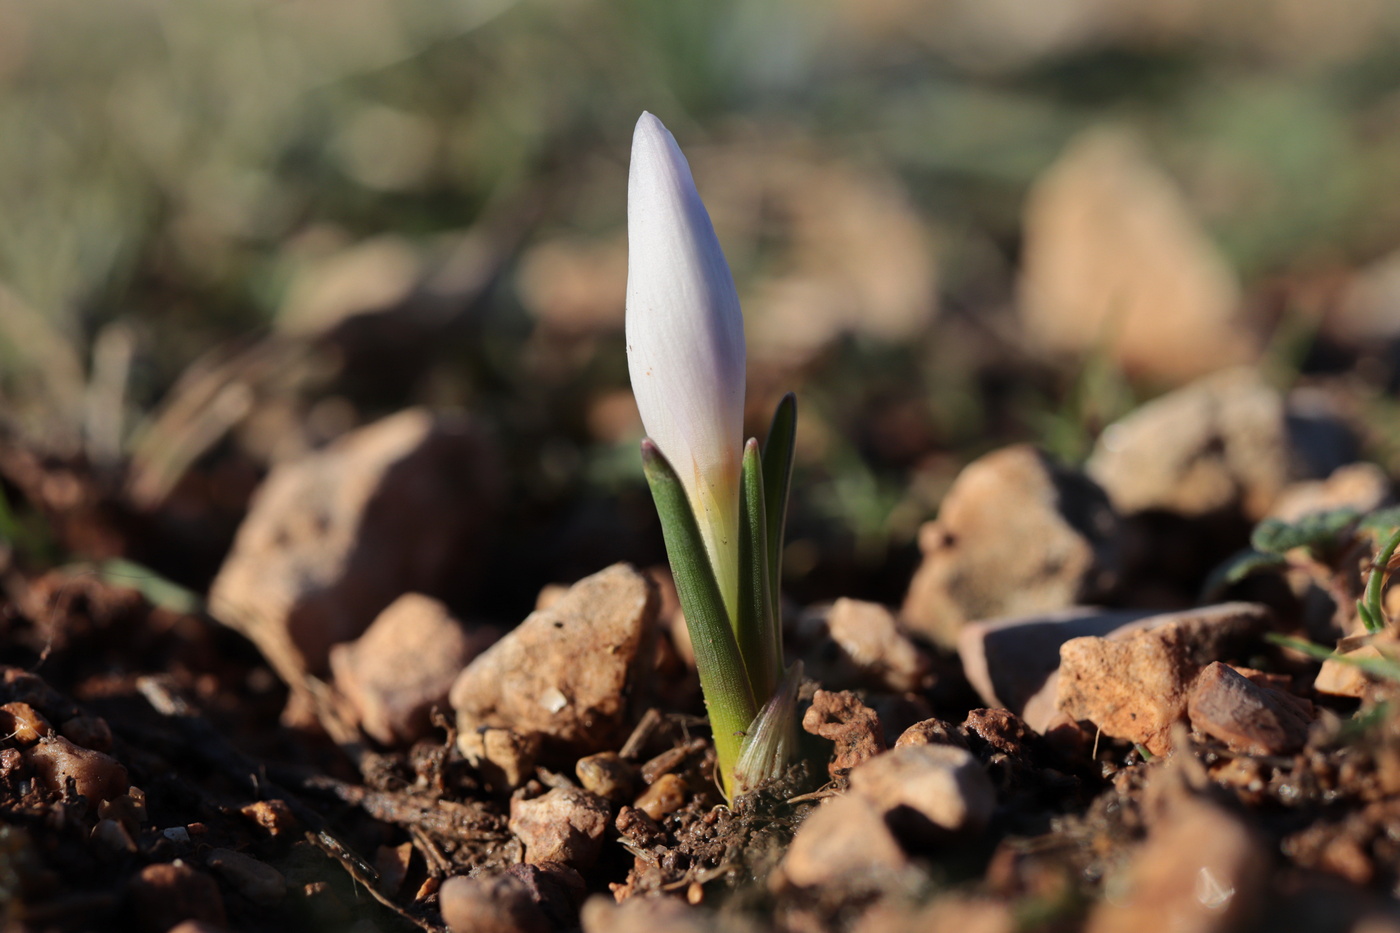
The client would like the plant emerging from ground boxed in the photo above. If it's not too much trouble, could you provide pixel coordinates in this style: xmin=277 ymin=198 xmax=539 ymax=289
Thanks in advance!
xmin=626 ymin=112 xmax=800 ymax=801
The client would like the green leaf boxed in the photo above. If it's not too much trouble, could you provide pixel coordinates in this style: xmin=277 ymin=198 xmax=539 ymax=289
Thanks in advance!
xmin=641 ymin=440 xmax=756 ymax=800
xmin=1267 ymin=633 xmax=1400 ymax=682
xmin=1250 ymin=509 xmax=1359 ymax=556
xmin=737 ymin=439 xmax=777 ymax=704
xmin=1360 ymin=506 xmax=1400 ymax=535
xmin=1201 ymin=548 xmax=1289 ymax=600
xmin=760 ymin=393 xmax=797 ymax=612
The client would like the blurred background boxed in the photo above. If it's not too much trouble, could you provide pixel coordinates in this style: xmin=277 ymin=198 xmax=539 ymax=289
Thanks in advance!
xmin=5 ymin=0 xmax=1400 ymax=620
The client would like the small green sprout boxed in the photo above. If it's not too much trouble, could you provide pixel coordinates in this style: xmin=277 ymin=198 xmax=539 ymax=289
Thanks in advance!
xmin=626 ymin=113 xmax=799 ymax=800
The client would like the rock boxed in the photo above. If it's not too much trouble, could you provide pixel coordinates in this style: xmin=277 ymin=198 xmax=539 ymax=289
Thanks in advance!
xmin=24 ymin=735 xmax=128 ymax=807
xmin=165 ymin=923 xmax=226 ymax=933
xmin=459 ymin=727 xmax=541 ymax=791
xmin=775 ymin=794 xmax=910 ymax=890
xmin=1018 ymin=128 xmax=1250 ymax=384
xmin=374 ymin=843 xmax=412 ymax=895
xmin=853 ymin=897 xmax=1014 ymax=933
xmin=575 ymin=752 xmax=635 ymax=804
xmin=439 ymin=873 xmax=550 ymax=933
xmin=799 ymin=598 xmax=931 ymax=692
xmin=1088 ymin=369 xmax=1351 ymax=521
xmin=501 ymin=862 xmax=585 ymax=930
xmin=1332 ymin=247 xmax=1400 ymax=344
xmin=129 ymin=862 xmax=227 ymax=933
xmin=91 ymin=818 xmax=137 ymax=853
xmin=239 ymin=799 xmax=296 ymax=837
xmin=1056 ymin=603 xmax=1273 ymax=755
xmin=958 ymin=608 xmax=1154 ymax=726
xmin=451 ymin=564 xmax=657 ymax=756
xmin=894 ymin=718 xmax=967 ymax=750
xmin=508 ymin=787 xmax=611 ymax=868
xmin=848 ymin=744 xmax=996 ymax=841
xmin=1268 ymin=463 xmax=1392 ymax=523
xmin=59 ymin=715 xmax=113 ymax=753
xmin=902 ymin=445 xmax=1120 ymax=647
xmin=1085 ymin=797 xmax=1267 ymax=933
xmin=0 ymin=702 xmax=51 ymax=744
xmin=330 ymin=593 xmax=495 ymax=745
xmin=802 ymin=690 xmax=886 ymax=779
xmin=634 ymin=773 xmax=688 ymax=822
xmin=581 ymin=894 xmax=734 ymax=933
xmin=205 ymin=848 xmax=287 ymax=906
xmin=1315 ymin=644 xmax=1388 ymax=698
xmin=209 ymin=409 xmax=500 ymax=679
xmin=1187 ymin=662 xmax=1312 ymax=754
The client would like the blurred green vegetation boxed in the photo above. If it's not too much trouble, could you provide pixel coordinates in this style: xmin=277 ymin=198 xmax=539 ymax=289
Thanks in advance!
xmin=4 ymin=0 xmax=1400 ymax=607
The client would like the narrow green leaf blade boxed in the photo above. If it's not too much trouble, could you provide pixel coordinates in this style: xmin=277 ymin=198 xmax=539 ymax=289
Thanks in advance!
xmin=641 ymin=439 xmax=757 ymax=799
xmin=760 ymin=393 xmax=796 ymax=632
xmin=738 ymin=438 xmax=777 ymax=704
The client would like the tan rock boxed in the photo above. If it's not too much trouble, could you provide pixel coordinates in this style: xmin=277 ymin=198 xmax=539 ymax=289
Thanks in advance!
xmin=330 ymin=594 xmax=495 ymax=745
xmin=902 ymin=445 xmax=1120 ymax=647
xmin=802 ymin=690 xmax=886 ymax=778
xmin=1056 ymin=603 xmax=1273 ymax=754
xmin=853 ymin=896 xmax=1014 ymax=933
xmin=1315 ymin=646 xmax=1387 ymax=698
xmin=804 ymin=598 xmax=931 ymax=692
xmin=1268 ymin=463 xmax=1392 ymax=523
xmin=957 ymin=608 xmax=1153 ymax=725
xmin=439 ymin=873 xmax=550 ymax=933
xmin=129 ymin=862 xmax=227 ymax=933
xmin=450 ymin=564 xmax=657 ymax=756
xmin=634 ymin=773 xmax=688 ymax=822
xmin=1086 ymin=797 xmax=1267 ymax=933
xmin=508 ymin=788 xmax=610 ymax=868
xmin=1088 ymin=369 xmax=1350 ymax=521
xmin=1019 ymin=128 xmax=1250 ymax=384
xmin=775 ymin=794 xmax=910 ymax=890
xmin=848 ymin=744 xmax=996 ymax=839
xmin=581 ymin=894 xmax=736 ymax=933
xmin=1187 ymin=662 xmax=1312 ymax=754
xmin=894 ymin=718 xmax=966 ymax=750
xmin=458 ymin=727 xmax=541 ymax=791
xmin=24 ymin=735 xmax=128 ymax=807
xmin=0 ymin=702 xmax=52 ymax=745
xmin=209 ymin=409 xmax=499 ymax=679
xmin=574 ymin=751 xmax=635 ymax=804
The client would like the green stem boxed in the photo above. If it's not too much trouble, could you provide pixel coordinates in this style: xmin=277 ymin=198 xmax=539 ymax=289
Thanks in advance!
xmin=642 ymin=440 xmax=757 ymax=799
xmin=1360 ymin=526 xmax=1400 ymax=634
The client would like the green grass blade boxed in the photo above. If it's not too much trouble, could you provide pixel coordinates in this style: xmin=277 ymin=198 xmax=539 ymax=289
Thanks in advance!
xmin=760 ymin=393 xmax=796 ymax=634
xmin=642 ymin=439 xmax=757 ymax=799
xmin=738 ymin=439 xmax=777 ymax=704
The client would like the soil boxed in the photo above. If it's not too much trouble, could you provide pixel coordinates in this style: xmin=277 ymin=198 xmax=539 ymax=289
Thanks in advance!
xmin=1 ymin=444 xmax=1399 ymax=933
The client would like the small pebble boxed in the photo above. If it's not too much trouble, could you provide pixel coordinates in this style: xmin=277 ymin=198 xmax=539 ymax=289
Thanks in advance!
xmin=0 ymin=702 xmax=51 ymax=744
xmin=60 ymin=715 xmax=112 ymax=753
xmin=634 ymin=773 xmax=687 ymax=821
xmin=509 ymin=788 xmax=610 ymax=868
xmin=439 ymin=873 xmax=550 ymax=933
xmin=575 ymin=751 xmax=634 ymax=803
xmin=206 ymin=847 xmax=287 ymax=905
xmin=91 ymin=818 xmax=137 ymax=853
xmin=239 ymin=799 xmax=296 ymax=836
xmin=848 ymin=744 xmax=996 ymax=840
xmin=460 ymin=727 xmax=540 ymax=790
xmin=129 ymin=861 xmax=226 ymax=932
xmin=24 ymin=735 xmax=128 ymax=807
